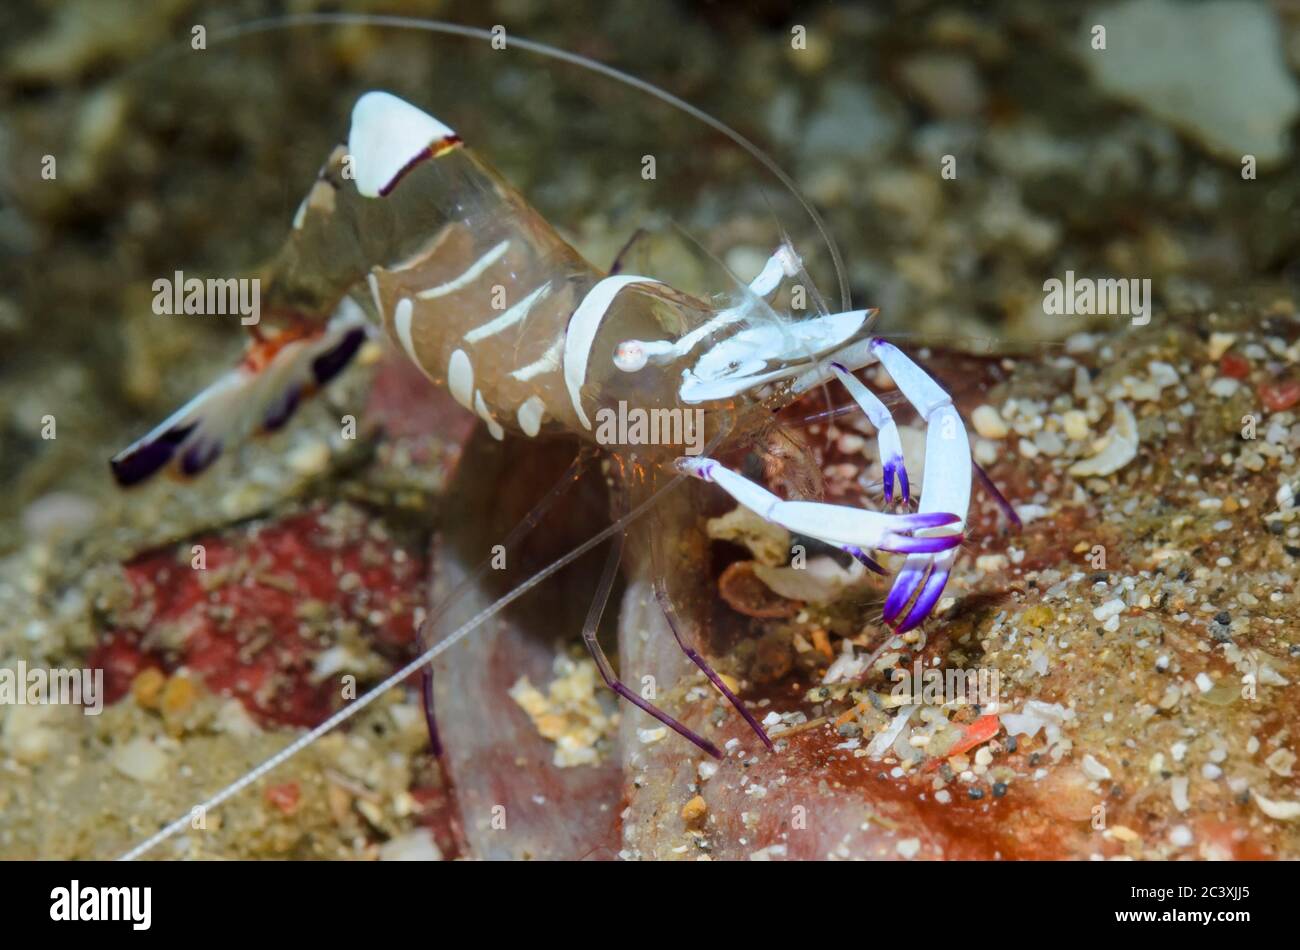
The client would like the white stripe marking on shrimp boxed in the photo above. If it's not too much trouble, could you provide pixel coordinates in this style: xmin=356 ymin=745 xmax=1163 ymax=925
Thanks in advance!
xmin=517 ymin=395 xmax=546 ymax=437
xmin=511 ymin=338 xmax=562 ymax=383
xmin=416 ymin=240 xmax=510 ymax=300
xmin=367 ymin=271 xmax=384 ymax=315
xmin=464 ymin=283 xmax=550 ymax=344
xmin=392 ymin=297 xmax=425 ymax=369
xmin=474 ymin=390 xmax=505 ymax=440
xmin=448 ymin=349 xmax=474 ymax=410
xmin=349 ymin=91 xmax=458 ymax=199
xmin=563 ymin=275 xmax=663 ymax=429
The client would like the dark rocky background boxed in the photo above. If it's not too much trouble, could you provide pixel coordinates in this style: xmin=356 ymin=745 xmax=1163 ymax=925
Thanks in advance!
xmin=3 ymin=0 xmax=1300 ymax=860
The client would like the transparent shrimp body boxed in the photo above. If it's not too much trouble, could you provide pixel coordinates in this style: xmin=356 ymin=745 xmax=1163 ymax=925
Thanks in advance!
xmin=334 ymin=95 xmax=843 ymax=458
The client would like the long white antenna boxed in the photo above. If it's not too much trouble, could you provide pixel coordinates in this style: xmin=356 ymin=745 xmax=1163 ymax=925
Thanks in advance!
xmin=137 ymin=12 xmax=851 ymax=314
xmin=117 ymin=17 xmax=805 ymax=858
xmin=119 ymin=468 xmax=689 ymax=860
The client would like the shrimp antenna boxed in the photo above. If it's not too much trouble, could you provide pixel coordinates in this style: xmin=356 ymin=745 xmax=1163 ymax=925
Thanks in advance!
xmin=120 ymin=423 xmax=733 ymax=860
xmin=757 ymin=184 xmax=835 ymax=319
xmin=751 ymin=184 xmax=844 ymax=454
xmin=119 ymin=459 xmax=689 ymax=860
xmin=128 ymin=12 xmax=851 ymax=313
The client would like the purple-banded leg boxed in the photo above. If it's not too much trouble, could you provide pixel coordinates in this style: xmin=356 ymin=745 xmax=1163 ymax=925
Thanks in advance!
xmin=674 ymin=456 xmax=963 ymax=558
xmin=842 ymin=545 xmax=888 ymax=575
xmin=420 ymin=667 xmax=442 ymax=757
xmin=865 ymin=340 xmax=971 ymax=630
xmin=584 ymin=531 xmax=723 ymax=759
xmin=608 ymin=227 xmax=649 ymax=275
xmin=974 ymin=460 xmax=1022 ymax=530
xmin=653 ymin=583 xmax=774 ymax=752
xmin=827 ymin=362 xmax=908 ymax=505
xmin=784 ymin=335 xmax=972 ymax=629
xmin=418 ymin=449 xmax=596 ymax=757
xmin=780 ymin=340 xmax=909 ymax=506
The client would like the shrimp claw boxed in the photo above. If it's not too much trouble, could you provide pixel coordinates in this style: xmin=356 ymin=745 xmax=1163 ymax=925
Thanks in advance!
xmin=673 ymin=456 xmax=961 ymax=557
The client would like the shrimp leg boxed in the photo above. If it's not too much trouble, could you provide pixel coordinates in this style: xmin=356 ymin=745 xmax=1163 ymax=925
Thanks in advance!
xmin=419 ymin=447 xmax=597 ymax=754
xmin=793 ymin=338 xmax=972 ymax=630
xmin=673 ymin=456 xmax=963 ymax=557
xmin=653 ymin=583 xmax=774 ymax=751
xmin=583 ymin=530 xmax=723 ymax=760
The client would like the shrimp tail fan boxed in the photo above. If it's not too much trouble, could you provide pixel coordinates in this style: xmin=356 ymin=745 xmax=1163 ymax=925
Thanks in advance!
xmin=110 ymin=91 xmax=456 ymax=488
xmin=109 ymin=301 xmax=369 ymax=487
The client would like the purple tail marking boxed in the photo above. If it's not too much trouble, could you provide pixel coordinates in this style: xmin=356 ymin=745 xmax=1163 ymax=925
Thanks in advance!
xmin=110 ymin=424 xmax=195 ymax=486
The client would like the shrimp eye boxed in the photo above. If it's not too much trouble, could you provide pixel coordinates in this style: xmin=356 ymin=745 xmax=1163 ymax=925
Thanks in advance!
xmin=614 ymin=340 xmax=648 ymax=372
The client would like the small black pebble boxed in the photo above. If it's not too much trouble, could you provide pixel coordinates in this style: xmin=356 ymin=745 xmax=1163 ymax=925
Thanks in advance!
xmin=1006 ymin=736 xmax=1018 ymax=753
xmin=1214 ymin=611 xmax=1231 ymax=625
xmin=969 ymin=787 xmax=985 ymax=800
xmin=1090 ymin=571 xmax=1111 ymax=584
xmin=1028 ymin=752 xmax=1041 ymax=766
xmin=992 ymin=782 xmax=1008 ymax=798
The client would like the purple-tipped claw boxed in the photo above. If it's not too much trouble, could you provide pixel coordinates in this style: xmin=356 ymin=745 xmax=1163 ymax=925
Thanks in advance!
xmin=895 ymin=568 xmax=951 ymax=632
xmin=882 ymin=460 xmax=896 ymax=505
xmin=843 ymin=545 xmax=887 ymax=575
xmin=674 ymin=456 xmax=714 ymax=480
xmin=898 ymin=464 xmax=911 ymax=505
xmin=883 ymin=559 xmax=927 ymax=623
xmin=885 ymin=532 xmax=964 ymax=555
xmin=904 ymin=511 xmax=962 ymax=530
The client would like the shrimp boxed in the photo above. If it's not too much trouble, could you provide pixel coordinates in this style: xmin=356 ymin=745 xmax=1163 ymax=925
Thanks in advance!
xmin=108 ymin=15 xmax=1014 ymax=859
xmin=112 ymin=87 xmax=974 ymax=743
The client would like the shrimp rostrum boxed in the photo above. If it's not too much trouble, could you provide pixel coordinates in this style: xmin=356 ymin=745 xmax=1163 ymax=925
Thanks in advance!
xmin=111 ymin=91 xmax=985 ymax=758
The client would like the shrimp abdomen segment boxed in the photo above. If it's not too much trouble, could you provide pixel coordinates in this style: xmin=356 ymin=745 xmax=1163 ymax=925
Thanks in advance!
xmin=364 ymin=206 xmax=593 ymax=439
xmin=343 ymin=97 xmax=607 ymax=439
